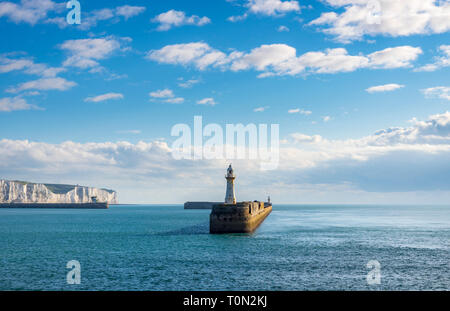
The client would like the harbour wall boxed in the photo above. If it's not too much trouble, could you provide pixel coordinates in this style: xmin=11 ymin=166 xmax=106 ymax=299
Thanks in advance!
xmin=184 ymin=201 xmax=221 ymax=209
xmin=210 ymin=201 xmax=272 ymax=233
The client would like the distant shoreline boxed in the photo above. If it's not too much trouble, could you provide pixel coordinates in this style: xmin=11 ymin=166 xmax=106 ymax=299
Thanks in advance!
xmin=110 ymin=203 xmax=450 ymax=207
xmin=0 ymin=202 xmax=108 ymax=209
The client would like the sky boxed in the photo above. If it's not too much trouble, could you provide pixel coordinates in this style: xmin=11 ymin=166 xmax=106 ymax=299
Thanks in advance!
xmin=0 ymin=0 xmax=449 ymax=204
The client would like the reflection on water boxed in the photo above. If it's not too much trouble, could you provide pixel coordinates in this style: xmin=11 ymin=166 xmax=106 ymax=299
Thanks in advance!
xmin=157 ymin=222 xmax=209 ymax=236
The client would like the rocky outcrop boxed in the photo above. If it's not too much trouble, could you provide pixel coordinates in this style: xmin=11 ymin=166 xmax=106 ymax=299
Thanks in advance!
xmin=0 ymin=180 xmax=118 ymax=204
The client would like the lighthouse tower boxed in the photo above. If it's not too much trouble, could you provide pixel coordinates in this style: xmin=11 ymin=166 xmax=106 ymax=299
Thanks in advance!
xmin=225 ymin=164 xmax=236 ymax=204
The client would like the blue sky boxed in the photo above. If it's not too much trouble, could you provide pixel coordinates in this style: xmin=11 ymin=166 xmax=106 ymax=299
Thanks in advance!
xmin=0 ymin=0 xmax=450 ymax=203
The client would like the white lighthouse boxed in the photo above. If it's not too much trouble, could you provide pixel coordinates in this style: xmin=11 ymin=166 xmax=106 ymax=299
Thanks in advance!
xmin=225 ymin=164 xmax=236 ymax=204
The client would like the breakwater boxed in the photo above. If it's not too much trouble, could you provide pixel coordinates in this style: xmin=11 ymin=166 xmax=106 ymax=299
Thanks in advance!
xmin=184 ymin=202 xmax=221 ymax=209
xmin=210 ymin=201 xmax=272 ymax=234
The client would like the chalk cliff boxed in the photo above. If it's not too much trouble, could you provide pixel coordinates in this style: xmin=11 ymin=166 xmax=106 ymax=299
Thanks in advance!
xmin=0 ymin=180 xmax=118 ymax=204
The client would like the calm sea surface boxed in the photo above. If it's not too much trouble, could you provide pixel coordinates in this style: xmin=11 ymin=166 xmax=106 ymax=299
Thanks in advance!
xmin=0 ymin=205 xmax=449 ymax=290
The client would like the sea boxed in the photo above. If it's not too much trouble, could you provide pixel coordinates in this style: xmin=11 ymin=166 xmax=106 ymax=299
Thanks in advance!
xmin=0 ymin=204 xmax=449 ymax=291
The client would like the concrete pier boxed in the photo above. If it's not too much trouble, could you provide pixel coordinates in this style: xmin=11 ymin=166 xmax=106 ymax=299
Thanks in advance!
xmin=210 ymin=201 xmax=272 ymax=234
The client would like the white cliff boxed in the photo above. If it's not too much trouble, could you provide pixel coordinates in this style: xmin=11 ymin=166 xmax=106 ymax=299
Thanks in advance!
xmin=0 ymin=180 xmax=118 ymax=204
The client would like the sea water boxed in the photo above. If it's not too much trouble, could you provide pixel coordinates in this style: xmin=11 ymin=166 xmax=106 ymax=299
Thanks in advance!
xmin=0 ymin=205 xmax=449 ymax=290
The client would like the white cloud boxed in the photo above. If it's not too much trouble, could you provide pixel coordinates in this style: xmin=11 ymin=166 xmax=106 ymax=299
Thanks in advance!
xmin=227 ymin=13 xmax=248 ymax=22
xmin=0 ymin=0 xmax=59 ymax=25
xmin=415 ymin=45 xmax=450 ymax=72
xmin=148 ymin=42 xmax=422 ymax=77
xmin=366 ymin=83 xmax=405 ymax=93
xmin=293 ymin=47 xmax=369 ymax=75
xmin=292 ymin=112 xmax=450 ymax=148
xmin=23 ymin=91 xmax=40 ymax=96
xmin=322 ymin=116 xmax=331 ymax=122
xmin=2 ymin=112 xmax=450 ymax=203
xmin=367 ymin=46 xmax=423 ymax=69
xmin=290 ymin=133 xmax=323 ymax=143
xmin=115 ymin=5 xmax=146 ymax=20
xmin=254 ymin=106 xmax=269 ymax=112
xmin=422 ymin=86 xmax=450 ymax=101
xmin=73 ymin=5 xmax=146 ymax=30
xmin=227 ymin=0 xmax=300 ymax=22
xmin=197 ymin=98 xmax=218 ymax=106
xmin=149 ymin=89 xmax=174 ymax=98
xmin=277 ymin=25 xmax=290 ymax=32
xmin=164 ymin=97 xmax=185 ymax=104
xmin=146 ymin=42 xmax=230 ymax=70
xmin=309 ymin=0 xmax=450 ymax=43
xmin=152 ymin=10 xmax=211 ymax=31
xmin=24 ymin=65 xmax=66 ymax=77
xmin=0 ymin=96 xmax=40 ymax=112
xmin=0 ymin=1 xmax=145 ymax=28
xmin=178 ymin=79 xmax=200 ymax=88
xmin=247 ymin=0 xmax=300 ymax=16
xmin=231 ymin=44 xmax=298 ymax=72
xmin=149 ymin=89 xmax=184 ymax=104
xmin=60 ymin=37 xmax=129 ymax=70
xmin=7 ymin=77 xmax=76 ymax=93
xmin=0 ymin=55 xmax=65 ymax=77
xmin=77 ymin=8 xmax=114 ymax=30
xmin=288 ymin=108 xmax=312 ymax=115
xmin=284 ymin=111 xmax=450 ymax=194
xmin=85 ymin=93 xmax=124 ymax=103
xmin=0 ymin=57 xmax=32 ymax=73
xmin=43 ymin=16 xmax=67 ymax=28
xmin=116 ymin=130 xmax=141 ymax=135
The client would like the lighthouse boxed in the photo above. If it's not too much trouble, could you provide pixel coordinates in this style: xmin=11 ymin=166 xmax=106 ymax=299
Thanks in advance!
xmin=210 ymin=165 xmax=272 ymax=233
xmin=225 ymin=164 xmax=236 ymax=204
